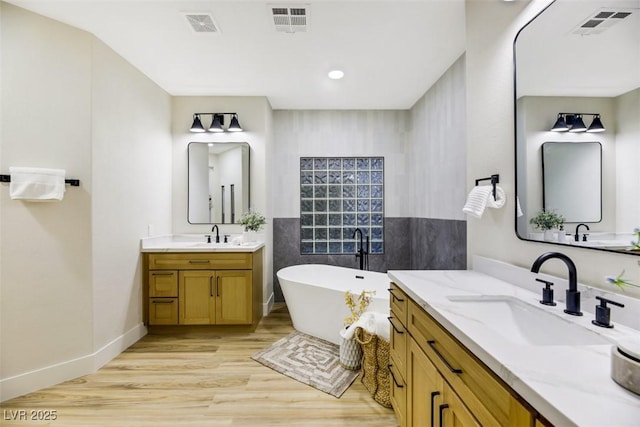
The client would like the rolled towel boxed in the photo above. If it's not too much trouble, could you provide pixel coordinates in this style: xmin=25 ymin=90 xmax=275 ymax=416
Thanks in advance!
xmin=487 ymin=185 xmax=506 ymax=209
xmin=462 ymin=186 xmax=492 ymax=218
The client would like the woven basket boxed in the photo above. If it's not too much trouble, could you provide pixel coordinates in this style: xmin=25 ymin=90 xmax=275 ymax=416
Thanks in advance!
xmin=354 ymin=327 xmax=391 ymax=408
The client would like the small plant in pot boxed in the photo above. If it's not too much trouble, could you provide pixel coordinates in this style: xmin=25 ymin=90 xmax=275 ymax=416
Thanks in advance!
xmin=529 ymin=209 xmax=565 ymax=241
xmin=238 ymin=209 xmax=266 ymax=242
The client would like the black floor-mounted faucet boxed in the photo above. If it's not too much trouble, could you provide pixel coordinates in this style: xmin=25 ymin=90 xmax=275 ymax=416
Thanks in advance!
xmin=353 ymin=228 xmax=369 ymax=270
xmin=211 ymin=225 xmax=220 ymax=243
xmin=531 ymin=252 xmax=582 ymax=316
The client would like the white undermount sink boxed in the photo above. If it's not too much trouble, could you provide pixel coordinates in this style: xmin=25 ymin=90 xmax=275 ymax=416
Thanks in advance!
xmin=186 ymin=242 xmax=233 ymax=248
xmin=446 ymin=295 xmax=610 ymax=346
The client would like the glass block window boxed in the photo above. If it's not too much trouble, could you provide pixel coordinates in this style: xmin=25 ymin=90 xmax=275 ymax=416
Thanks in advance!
xmin=300 ymin=157 xmax=384 ymax=255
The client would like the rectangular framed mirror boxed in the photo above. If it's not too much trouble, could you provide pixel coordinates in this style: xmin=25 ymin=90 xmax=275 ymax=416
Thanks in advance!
xmin=188 ymin=142 xmax=250 ymax=224
xmin=542 ymin=141 xmax=602 ymax=223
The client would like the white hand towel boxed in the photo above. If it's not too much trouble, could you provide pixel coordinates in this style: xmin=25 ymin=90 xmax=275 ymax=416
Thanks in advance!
xmin=9 ymin=167 xmax=66 ymax=201
xmin=341 ymin=311 xmax=390 ymax=342
xmin=462 ymin=186 xmax=492 ymax=218
xmin=487 ymin=185 xmax=506 ymax=209
xmin=516 ymin=196 xmax=524 ymax=218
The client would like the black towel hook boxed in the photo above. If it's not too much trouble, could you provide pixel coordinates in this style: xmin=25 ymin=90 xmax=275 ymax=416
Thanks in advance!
xmin=474 ymin=174 xmax=499 ymax=200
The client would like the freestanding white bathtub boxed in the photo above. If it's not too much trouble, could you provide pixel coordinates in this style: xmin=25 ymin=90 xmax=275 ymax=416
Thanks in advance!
xmin=277 ymin=264 xmax=390 ymax=345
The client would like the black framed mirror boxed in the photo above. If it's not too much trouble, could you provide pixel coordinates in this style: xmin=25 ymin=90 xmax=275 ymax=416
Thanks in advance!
xmin=514 ymin=0 xmax=640 ymax=254
xmin=188 ymin=142 xmax=250 ymax=224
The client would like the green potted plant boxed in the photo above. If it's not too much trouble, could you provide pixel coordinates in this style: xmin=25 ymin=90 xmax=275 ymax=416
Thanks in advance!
xmin=238 ymin=209 xmax=266 ymax=242
xmin=529 ymin=209 xmax=565 ymax=241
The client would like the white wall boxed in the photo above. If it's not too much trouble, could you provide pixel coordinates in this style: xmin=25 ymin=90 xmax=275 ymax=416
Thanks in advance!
xmin=466 ymin=0 xmax=640 ymax=297
xmin=615 ymin=88 xmax=640 ymax=232
xmin=90 ymin=39 xmax=172 ymax=366
xmin=409 ymin=54 xmax=467 ymax=220
xmin=0 ymin=3 xmax=172 ymax=401
xmin=171 ymin=96 xmax=274 ymax=311
xmin=272 ymin=110 xmax=411 ymax=218
xmin=1 ymin=3 xmax=93 ymax=399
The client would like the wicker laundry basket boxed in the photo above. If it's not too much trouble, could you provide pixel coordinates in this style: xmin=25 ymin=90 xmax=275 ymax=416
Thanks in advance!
xmin=354 ymin=326 xmax=391 ymax=408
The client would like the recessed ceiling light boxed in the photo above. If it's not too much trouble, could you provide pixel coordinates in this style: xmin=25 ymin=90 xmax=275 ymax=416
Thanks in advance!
xmin=328 ymin=70 xmax=344 ymax=80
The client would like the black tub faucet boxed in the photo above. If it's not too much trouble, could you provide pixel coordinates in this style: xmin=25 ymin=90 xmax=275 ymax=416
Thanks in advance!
xmin=353 ymin=228 xmax=369 ymax=270
xmin=574 ymin=223 xmax=590 ymax=242
xmin=211 ymin=225 xmax=220 ymax=243
xmin=531 ymin=252 xmax=582 ymax=316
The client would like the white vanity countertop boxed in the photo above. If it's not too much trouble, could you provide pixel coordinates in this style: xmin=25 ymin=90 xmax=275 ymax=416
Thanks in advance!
xmin=387 ymin=269 xmax=640 ymax=427
xmin=140 ymin=234 xmax=264 ymax=253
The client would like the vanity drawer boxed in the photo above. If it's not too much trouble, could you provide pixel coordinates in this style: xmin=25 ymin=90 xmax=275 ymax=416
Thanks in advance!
xmin=389 ymin=282 xmax=408 ymax=326
xmin=149 ymin=298 xmax=178 ymax=325
xmin=389 ymin=312 xmax=407 ymax=379
xmin=408 ymin=300 xmax=525 ymax=426
xmin=389 ymin=358 xmax=407 ymax=427
xmin=147 ymin=253 xmax=252 ymax=270
xmin=149 ymin=270 xmax=178 ymax=297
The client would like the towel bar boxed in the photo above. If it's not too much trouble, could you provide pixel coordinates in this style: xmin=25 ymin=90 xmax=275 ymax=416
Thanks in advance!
xmin=474 ymin=174 xmax=499 ymax=200
xmin=0 ymin=174 xmax=80 ymax=186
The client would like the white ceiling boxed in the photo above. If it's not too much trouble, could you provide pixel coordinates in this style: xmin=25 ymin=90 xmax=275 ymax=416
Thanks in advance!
xmin=4 ymin=0 xmax=467 ymax=110
xmin=516 ymin=0 xmax=640 ymax=98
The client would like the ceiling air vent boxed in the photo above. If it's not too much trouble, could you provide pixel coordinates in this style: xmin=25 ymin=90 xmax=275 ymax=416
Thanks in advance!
xmin=571 ymin=8 xmax=633 ymax=36
xmin=183 ymin=13 xmax=220 ymax=34
xmin=269 ymin=4 xmax=309 ymax=33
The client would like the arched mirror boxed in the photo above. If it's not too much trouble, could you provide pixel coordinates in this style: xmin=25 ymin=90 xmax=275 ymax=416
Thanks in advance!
xmin=188 ymin=142 xmax=250 ymax=224
xmin=514 ymin=0 xmax=640 ymax=253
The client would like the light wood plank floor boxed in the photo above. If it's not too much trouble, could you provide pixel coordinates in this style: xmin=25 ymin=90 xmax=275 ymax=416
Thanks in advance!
xmin=1 ymin=304 xmax=398 ymax=426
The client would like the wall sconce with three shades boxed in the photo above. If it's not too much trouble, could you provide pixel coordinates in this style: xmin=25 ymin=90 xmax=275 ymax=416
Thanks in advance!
xmin=550 ymin=113 xmax=605 ymax=133
xmin=190 ymin=112 xmax=243 ymax=133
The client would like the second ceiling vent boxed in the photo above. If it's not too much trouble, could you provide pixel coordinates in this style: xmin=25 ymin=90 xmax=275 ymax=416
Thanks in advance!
xmin=571 ymin=8 xmax=634 ymax=36
xmin=183 ymin=12 xmax=220 ymax=34
xmin=269 ymin=4 xmax=309 ymax=33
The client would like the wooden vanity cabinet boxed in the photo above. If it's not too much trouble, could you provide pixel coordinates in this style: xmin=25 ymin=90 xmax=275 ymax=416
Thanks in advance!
xmin=389 ymin=282 xmax=537 ymax=427
xmin=144 ymin=249 xmax=263 ymax=330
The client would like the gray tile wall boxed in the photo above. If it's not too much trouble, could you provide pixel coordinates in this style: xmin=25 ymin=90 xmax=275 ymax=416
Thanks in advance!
xmin=273 ymin=217 xmax=465 ymax=301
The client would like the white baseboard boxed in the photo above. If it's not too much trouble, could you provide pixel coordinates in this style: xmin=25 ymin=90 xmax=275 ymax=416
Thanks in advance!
xmin=263 ymin=292 xmax=274 ymax=315
xmin=93 ymin=323 xmax=147 ymax=370
xmin=0 ymin=323 xmax=147 ymax=403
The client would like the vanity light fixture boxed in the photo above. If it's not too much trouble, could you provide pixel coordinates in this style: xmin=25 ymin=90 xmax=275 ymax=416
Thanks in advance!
xmin=189 ymin=112 xmax=243 ymax=133
xmin=549 ymin=113 xmax=605 ymax=133
xmin=569 ymin=114 xmax=587 ymax=133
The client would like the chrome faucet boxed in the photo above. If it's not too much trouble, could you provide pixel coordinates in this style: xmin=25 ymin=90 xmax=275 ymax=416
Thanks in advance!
xmin=353 ymin=228 xmax=369 ymax=270
xmin=531 ymin=252 xmax=582 ymax=316
xmin=574 ymin=223 xmax=590 ymax=242
xmin=211 ymin=225 xmax=220 ymax=243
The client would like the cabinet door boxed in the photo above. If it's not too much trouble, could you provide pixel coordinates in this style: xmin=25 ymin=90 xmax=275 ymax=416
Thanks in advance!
xmin=389 ymin=358 xmax=407 ymax=427
xmin=215 ymin=270 xmax=252 ymax=325
xmin=441 ymin=383 xmax=481 ymax=427
xmin=179 ymin=271 xmax=215 ymax=324
xmin=389 ymin=312 xmax=407 ymax=377
xmin=408 ymin=338 xmax=444 ymax=427
xmin=149 ymin=298 xmax=178 ymax=325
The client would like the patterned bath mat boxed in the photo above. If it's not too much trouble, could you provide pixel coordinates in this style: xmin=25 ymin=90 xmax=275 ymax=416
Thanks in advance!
xmin=251 ymin=331 xmax=359 ymax=398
